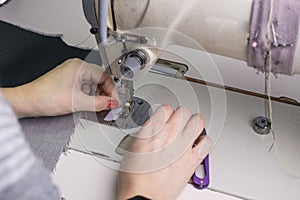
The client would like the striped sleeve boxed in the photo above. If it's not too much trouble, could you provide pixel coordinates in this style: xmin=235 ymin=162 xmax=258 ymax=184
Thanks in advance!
xmin=0 ymin=91 xmax=60 ymax=200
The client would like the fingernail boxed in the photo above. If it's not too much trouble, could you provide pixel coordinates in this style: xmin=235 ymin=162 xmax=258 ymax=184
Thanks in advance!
xmin=199 ymin=137 xmax=212 ymax=159
xmin=107 ymin=99 xmax=119 ymax=109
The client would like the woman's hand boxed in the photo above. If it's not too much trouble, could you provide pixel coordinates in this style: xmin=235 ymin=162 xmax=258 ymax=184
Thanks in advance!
xmin=1 ymin=58 xmax=119 ymax=118
xmin=118 ymin=106 xmax=212 ymax=200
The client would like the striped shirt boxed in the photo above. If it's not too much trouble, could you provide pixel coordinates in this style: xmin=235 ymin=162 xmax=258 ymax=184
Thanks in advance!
xmin=0 ymin=91 xmax=60 ymax=200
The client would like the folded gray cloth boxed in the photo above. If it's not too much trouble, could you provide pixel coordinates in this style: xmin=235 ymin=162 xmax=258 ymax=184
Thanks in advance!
xmin=20 ymin=113 xmax=79 ymax=171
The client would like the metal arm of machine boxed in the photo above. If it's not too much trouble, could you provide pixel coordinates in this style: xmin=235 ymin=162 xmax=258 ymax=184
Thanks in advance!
xmin=111 ymin=0 xmax=300 ymax=75
xmin=83 ymin=0 xmax=152 ymax=115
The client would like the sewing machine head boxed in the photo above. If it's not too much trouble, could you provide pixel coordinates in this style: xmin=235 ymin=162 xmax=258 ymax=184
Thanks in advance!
xmin=102 ymin=29 xmax=167 ymax=128
xmin=102 ymin=33 xmax=156 ymax=122
xmin=82 ymin=0 xmax=180 ymax=129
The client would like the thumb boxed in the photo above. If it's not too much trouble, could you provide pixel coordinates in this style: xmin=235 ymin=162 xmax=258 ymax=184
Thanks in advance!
xmin=74 ymin=93 xmax=119 ymax=112
xmin=95 ymin=95 xmax=119 ymax=111
xmin=193 ymin=136 xmax=212 ymax=161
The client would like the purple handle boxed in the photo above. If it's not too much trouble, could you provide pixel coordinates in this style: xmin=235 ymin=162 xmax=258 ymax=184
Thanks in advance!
xmin=192 ymin=155 xmax=210 ymax=189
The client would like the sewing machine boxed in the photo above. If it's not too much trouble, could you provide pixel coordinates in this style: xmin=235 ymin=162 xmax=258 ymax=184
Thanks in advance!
xmin=1 ymin=0 xmax=300 ymax=199
xmin=78 ymin=0 xmax=300 ymax=132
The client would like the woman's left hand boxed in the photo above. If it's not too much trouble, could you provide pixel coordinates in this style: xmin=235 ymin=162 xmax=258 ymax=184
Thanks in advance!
xmin=2 ymin=58 xmax=119 ymax=118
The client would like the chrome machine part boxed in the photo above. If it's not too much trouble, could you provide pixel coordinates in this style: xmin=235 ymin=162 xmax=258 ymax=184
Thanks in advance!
xmin=86 ymin=96 xmax=152 ymax=130
xmin=120 ymin=49 xmax=147 ymax=79
xmin=252 ymin=116 xmax=271 ymax=135
xmin=118 ymin=49 xmax=147 ymax=115
xmin=113 ymin=96 xmax=152 ymax=129
xmin=82 ymin=0 xmax=154 ymax=128
xmin=120 ymin=79 xmax=134 ymax=115
xmin=82 ymin=1 xmax=190 ymax=131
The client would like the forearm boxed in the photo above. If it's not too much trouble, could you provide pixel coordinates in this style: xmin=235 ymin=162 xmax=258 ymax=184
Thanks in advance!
xmin=1 ymin=85 xmax=36 ymax=118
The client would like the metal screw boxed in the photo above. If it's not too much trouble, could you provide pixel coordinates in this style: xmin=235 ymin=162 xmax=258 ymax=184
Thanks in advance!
xmin=90 ymin=27 xmax=98 ymax=34
xmin=252 ymin=116 xmax=271 ymax=135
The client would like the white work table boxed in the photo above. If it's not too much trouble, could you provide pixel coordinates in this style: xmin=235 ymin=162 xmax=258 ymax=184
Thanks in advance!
xmin=52 ymin=150 xmax=240 ymax=200
xmin=52 ymin=72 xmax=300 ymax=200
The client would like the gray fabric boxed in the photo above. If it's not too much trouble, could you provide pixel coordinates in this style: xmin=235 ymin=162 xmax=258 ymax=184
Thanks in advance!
xmin=247 ymin=0 xmax=300 ymax=75
xmin=20 ymin=114 xmax=79 ymax=171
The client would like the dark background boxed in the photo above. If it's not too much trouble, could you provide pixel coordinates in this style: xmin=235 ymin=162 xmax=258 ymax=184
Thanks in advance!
xmin=0 ymin=20 xmax=101 ymax=87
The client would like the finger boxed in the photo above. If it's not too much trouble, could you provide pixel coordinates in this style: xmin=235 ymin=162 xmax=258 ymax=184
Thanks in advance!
xmin=163 ymin=107 xmax=192 ymax=145
xmin=91 ymin=83 xmax=97 ymax=95
xmin=181 ymin=113 xmax=205 ymax=145
xmin=192 ymin=136 xmax=212 ymax=161
xmin=100 ymin=77 xmax=119 ymax=100
xmin=81 ymin=82 xmax=104 ymax=96
xmin=94 ymin=95 xmax=119 ymax=111
xmin=79 ymin=62 xmax=107 ymax=83
xmin=84 ymin=63 xmax=114 ymax=91
xmin=78 ymin=62 xmax=119 ymax=99
xmin=138 ymin=105 xmax=174 ymax=139
xmin=98 ymin=78 xmax=120 ymax=102
xmin=74 ymin=93 xmax=119 ymax=112
xmin=79 ymin=63 xmax=114 ymax=91
xmin=81 ymin=82 xmax=92 ymax=95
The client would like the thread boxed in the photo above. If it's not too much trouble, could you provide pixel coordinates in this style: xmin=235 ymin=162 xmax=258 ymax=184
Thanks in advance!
xmin=74 ymin=34 xmax=92 ymax=48
xmin=266 ymin=0 xmax=274 ymax=123
xmin=265 ymin=0 xmax=300 ymax=178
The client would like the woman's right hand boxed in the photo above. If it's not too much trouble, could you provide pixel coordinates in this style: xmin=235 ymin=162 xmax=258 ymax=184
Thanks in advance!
xmin=118 ymin=105 xmax=212 ymax=200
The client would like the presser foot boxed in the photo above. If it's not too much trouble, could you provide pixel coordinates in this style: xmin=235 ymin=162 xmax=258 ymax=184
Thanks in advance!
xmin=84 ymin=96 xmax=152 ymax=130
